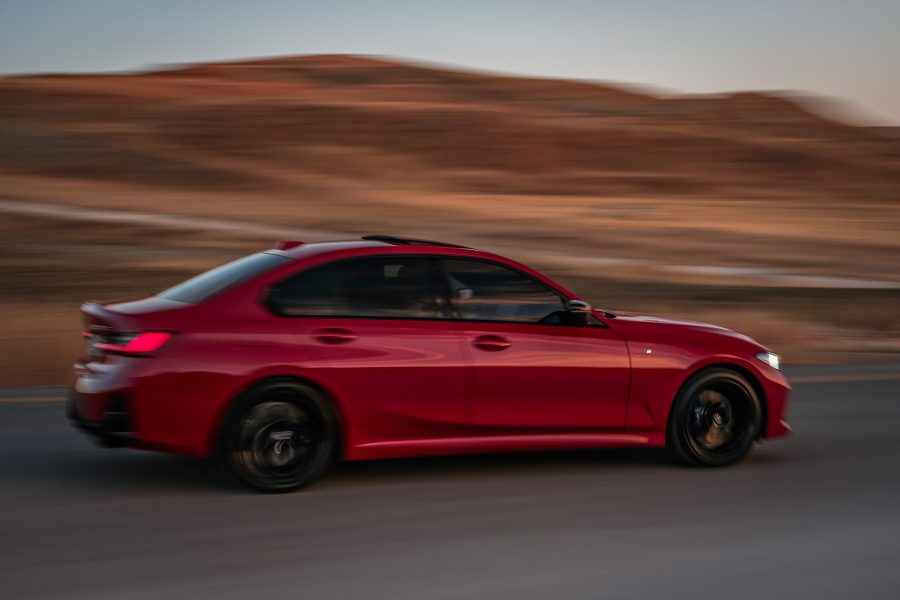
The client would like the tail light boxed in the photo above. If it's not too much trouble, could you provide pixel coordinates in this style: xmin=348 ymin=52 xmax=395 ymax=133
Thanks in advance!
xmin=85 ymin=331 xmax=173 ymax=357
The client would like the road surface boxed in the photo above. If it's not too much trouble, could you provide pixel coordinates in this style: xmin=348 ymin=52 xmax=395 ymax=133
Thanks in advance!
xmin=2 ymin=365 xmax=900 ymax=599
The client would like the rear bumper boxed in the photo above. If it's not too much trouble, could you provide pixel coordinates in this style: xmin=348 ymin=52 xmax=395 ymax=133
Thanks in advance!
xmin=67 ymin=389 xmax=134 ymax=448
xmin=69 ymin=358 xmax=220 ymax=457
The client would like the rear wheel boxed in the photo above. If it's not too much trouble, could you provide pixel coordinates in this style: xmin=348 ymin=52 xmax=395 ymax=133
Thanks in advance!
xmin=667 ymin=368 xmax=761 ymax=467
xmin=218 ymin=380 xmax=339 ymax=492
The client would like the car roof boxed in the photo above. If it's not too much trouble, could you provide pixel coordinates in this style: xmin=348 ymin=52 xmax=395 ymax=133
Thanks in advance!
xmin=253 ymin=236 xmax=579 ymax=302
xmin=267 ymin=236 xmax=485 ymax=260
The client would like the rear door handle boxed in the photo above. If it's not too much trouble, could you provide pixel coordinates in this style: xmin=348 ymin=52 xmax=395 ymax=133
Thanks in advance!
xmin=314 ymin=328 xmax=358 ymax=345
xmin=473 ymin=335 xmax=511 ymax=351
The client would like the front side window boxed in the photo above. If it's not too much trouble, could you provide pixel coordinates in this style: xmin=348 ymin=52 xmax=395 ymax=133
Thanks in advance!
xmin=269 ymin=257 xmax=443 ymax=318
xmin=439 ymin=258 xmax=566 ymax=323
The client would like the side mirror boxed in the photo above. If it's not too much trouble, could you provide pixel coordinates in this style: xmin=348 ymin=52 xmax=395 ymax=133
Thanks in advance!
xmin=565 ymin=299 xmax=592 ymax=325
xmin=566 ymin=299 xmax=592 ymax=312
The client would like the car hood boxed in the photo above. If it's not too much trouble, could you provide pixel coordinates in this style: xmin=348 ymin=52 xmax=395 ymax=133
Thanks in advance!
xmin=606 ymin=311 xmax=758 ymax=344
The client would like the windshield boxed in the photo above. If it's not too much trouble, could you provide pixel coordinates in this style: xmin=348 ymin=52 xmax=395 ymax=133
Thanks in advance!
xmin=158 ymin=252 xmax=290 ymax=304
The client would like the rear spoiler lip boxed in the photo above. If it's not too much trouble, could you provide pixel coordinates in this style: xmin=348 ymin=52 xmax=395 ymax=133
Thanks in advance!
xmin=81 ymin=294 xmax=190 ymax=334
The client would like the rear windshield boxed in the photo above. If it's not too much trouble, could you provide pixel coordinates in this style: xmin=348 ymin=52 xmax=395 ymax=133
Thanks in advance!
xmin=158 ymin=252 xmax=290 ymax=304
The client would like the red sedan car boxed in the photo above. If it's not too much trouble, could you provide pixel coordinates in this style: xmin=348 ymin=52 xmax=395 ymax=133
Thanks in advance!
xmin=69 ymin=235 xmax=791 ymax=491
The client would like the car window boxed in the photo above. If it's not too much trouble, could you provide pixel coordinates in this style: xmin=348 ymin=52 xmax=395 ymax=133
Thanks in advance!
xmin=158 ymin=252 xmax=290 ymax=304
xmin=438 ymin=258 xmax=566 ymax=323
xmin=269 ymin=256 xmax=443 ymax=318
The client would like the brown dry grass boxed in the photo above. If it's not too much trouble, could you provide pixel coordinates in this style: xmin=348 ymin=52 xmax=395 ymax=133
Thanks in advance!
xmin=1 ymin=55 xmax=899 ymax=384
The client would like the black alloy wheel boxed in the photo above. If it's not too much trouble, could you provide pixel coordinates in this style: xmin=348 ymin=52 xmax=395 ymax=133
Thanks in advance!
xmin=668 ymin=368 xmax=762 ymax=467
xmin=219 ymin=380 xmax=339 ymax=492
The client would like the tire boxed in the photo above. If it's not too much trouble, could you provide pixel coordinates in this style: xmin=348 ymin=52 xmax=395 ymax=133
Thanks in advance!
xmin=667 ymin=368 xmax=762 ymax=467
xmin=217 ymin=379 xmax=340 ymax=492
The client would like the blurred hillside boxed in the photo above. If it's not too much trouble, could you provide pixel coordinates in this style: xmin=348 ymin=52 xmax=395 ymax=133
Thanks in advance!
xmin=1 ymin=55 xmax=899 ymax=383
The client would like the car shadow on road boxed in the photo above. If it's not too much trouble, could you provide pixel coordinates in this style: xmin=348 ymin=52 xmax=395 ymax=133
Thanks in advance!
xmin=11 ymin=445 xmax=682 ymax=495
xmin=17 ymin=434 xmax=790 ymax=495
xmin=2 ymin=448 xmax=230 ymax=494
xmin=320 ymin=447 xmax=677 ymax=490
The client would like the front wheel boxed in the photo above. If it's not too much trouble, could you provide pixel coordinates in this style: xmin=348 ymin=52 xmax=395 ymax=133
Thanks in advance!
xmin=218 ymin=381 xmax=339 ymax=492
xmin=667 ymin=368 xmax=762 ymax=467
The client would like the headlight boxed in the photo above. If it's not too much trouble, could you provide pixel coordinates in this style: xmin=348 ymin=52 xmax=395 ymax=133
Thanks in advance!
xmin=755 ymin=351 xmax=781 ymax=370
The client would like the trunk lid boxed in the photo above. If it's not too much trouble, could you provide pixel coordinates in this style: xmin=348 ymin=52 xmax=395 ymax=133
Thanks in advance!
xmin=80 ymin=296 xmax=188 ymax=361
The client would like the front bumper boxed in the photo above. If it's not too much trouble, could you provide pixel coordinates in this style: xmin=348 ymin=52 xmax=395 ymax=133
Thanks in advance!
xmin=759 ymin=368 xmax=792 ymax=439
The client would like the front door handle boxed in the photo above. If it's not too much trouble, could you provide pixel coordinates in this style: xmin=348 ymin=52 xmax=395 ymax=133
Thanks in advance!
xmin=473 ymin=334 xmax=511 ymax=351
xmin=314 ymin=328 xmax=358 ymax=345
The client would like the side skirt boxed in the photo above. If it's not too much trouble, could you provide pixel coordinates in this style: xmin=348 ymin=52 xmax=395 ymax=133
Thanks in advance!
xmin=346 ymin=433 xmax=654 ymax=461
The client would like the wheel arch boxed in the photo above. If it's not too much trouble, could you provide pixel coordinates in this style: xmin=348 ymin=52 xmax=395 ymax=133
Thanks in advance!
xmin=668 ymin=361 xmax=769 ymax=440
xmin=208 ymin=373 xmax=349 ymax=458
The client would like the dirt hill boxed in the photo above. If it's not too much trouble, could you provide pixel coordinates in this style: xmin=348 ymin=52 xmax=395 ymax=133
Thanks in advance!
xmin=2 ymin=54 xmax=899 ymax=197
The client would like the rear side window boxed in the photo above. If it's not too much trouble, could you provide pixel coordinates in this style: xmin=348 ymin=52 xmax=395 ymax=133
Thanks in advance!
xmin=439 ymin=258 xmax=565 ymax=323
xmin=269 ymin=257 xmax=444 ymax=319
xmin=158 ymin=252 xmax=290 ymax=304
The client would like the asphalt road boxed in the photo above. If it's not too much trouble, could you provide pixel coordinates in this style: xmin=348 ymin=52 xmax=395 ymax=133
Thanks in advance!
xmin=2 ymin=365 xmax=900 ymax=600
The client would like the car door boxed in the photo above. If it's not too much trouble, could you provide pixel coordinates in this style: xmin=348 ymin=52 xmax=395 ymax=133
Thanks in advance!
xmin=267 ymin=255 xmax=468 ymax=443
xmin=437 ymin=257 xmax=630 ymax=431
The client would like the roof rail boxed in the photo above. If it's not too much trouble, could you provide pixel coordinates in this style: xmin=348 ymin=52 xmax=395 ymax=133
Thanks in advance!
xmin=361 ymin=235 xmax=470 ymax=249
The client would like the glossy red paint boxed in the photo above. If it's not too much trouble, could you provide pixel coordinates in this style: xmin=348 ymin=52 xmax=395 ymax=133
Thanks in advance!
xmin=69 ymin=240 xmax=791 ymax=461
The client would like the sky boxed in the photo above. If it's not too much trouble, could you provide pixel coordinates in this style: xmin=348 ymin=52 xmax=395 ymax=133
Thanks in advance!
xmin=1 ymin=0 xmax=898 ymax=123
